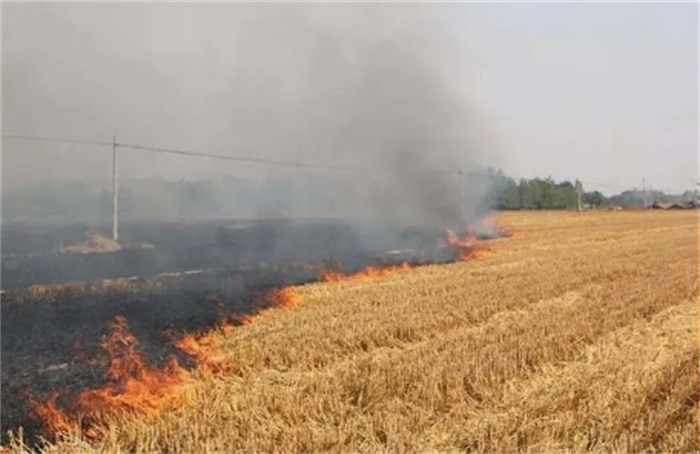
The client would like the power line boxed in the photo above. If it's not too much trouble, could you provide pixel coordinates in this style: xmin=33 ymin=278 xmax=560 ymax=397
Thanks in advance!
xmin=118 ymin=142 xmax=356 ymax=172
xmin=2 ymin=133 xmax=692 ymax=193
xmin=3 ymin=133 xmax=480 ymax=177
xmin=119 ymin=142 xmax=472 ymax=176
xmin=578 ymin=179 xmax=690 ymax=195
xmin=2 ymin=133 xmax=113 ymax=148
xmin=116 ymin=141 xmax=484 ymax=177
xmin=3 ymin=133 xmax=352 ymax=171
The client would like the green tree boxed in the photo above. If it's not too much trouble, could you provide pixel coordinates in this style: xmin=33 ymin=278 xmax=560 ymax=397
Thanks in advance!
xmin=553 ymin=181 xmax=577 ymax=209
xmin=583 ymin=191 xmax=606 ymax=208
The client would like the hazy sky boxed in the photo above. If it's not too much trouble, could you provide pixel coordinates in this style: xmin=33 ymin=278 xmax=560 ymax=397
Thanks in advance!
xmin=2 ymin=2 xmax=698 ymax=194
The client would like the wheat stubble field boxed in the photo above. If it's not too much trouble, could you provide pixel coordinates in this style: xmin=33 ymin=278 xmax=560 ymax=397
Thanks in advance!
xmin=8 ymin=210 xmax=700 ymax=454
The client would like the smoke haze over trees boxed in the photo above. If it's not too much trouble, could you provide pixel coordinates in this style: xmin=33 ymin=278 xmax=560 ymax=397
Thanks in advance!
xmin=3 ymin=3 xmax=503 ymax=229
xmin=4 ymin=3 xmax=696 ymax=223
xmin=3 ymin=172 xmax=697 ymax=223
xmin=486 ymin=170 xmax=699 ymax=210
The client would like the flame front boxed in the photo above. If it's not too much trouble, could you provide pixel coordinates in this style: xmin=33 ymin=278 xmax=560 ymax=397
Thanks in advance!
xmin=76 ymin=316 xmax=189 ymax=415
xmin=319 ymin=262 xmax=411 ymax=282
xmin=77 ymin=357 xmax=189 ymax=416
xmin=265 ymin=287 xmax=299 ymax=307
xmin=444 ymin=229 xmax=492 ymax=261
xmin=25 ymin=316 xmax=190 ymax=438
xmin=176 ymin=331 xmax=232 ymax=374
xmin=24 ymin=391 xmax=78 ymax=436
xmin=175 ymin=288 xmax=297 ymax=373
xmin=23 ymin=215 xmax=520 ymax=441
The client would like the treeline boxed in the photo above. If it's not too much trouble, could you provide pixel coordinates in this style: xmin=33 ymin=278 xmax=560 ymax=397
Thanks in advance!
xmin=484 ymin=169 xmax=698 ymax=210
xmin=1 ymin=175 xmax=343 ymax=222
xmin=2 ymin=171 xmax=697 ymax=222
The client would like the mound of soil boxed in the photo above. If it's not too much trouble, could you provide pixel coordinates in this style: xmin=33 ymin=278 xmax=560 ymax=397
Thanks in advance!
xmin=60 ymin=233 xmax=122 ymax=254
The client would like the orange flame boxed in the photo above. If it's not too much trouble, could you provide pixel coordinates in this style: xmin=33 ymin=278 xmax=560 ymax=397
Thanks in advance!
xmin=28 ymin=287 xmax=305 ymax=440
xmin=227 ymin=313 xmax=254 ymax=326
xmin=445 ymin=229 xmax=492 ymax=261
xmin=25 ymin=215 xmax=518 ymax=441
xmin=265 ymin=287 xmax=298 ymax=307
xmin=204 ymin=292 xmax=259 ymax=332
xmin=77 ymin=357 xmax=189 ymax=415
xmin=75 ymin=316 xmax=189 ymax=415
xmin=26 ymin=316 xmax=190 ymax=438
xmin=318 ymin=262 xmax=411 ymax=282
xmin=175 ymin=288 xmax=297 ymax=373
xmin=176 ymin=331 xmax=232 ymax=374
xmin=174 ymin=297 xmax=255 ymax=375
xmin=24 ymin=391 xmax=78 ymax=436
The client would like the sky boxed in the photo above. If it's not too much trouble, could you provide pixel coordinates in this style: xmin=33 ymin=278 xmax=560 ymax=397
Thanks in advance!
xmin=2 ymin=1 xmax=698 ymax=195
xmin=442 ymin=2 xmax=698 ymax=194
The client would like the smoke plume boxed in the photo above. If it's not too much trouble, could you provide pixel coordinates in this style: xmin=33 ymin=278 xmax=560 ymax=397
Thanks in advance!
xmin=225 ymin=4 xmax=497 ymax=227
xmin=3 ymin=3 xmax=500 ymax=228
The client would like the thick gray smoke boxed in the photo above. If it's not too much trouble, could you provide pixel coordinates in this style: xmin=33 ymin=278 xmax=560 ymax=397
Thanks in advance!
xmin=226 ymin=4 xmax=496 ymax=227
xmin=3 ymin=3 xmax=499 ymax=229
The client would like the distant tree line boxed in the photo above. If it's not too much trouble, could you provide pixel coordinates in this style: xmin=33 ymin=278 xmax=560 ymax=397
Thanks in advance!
xmin=1 ymin=175 xmax=343 ymax=222
xmin=2 ymin=171 xmax=697 ymax=222
xmin=484 ymin=168 xmax=698 ymax=210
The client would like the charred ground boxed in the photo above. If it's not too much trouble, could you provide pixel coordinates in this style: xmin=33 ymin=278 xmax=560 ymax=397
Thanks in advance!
xmin=1 ymin=217 xmax=503 ymax=444
xmin=1 ymin=218 xmax=473 ymax=290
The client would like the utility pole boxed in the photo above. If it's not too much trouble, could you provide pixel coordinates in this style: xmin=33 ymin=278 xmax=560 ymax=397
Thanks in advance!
xmin=458 ymin=169 xmax=464 ymax=221
xmin=111 ymin=134 xmax=119 ymax=242
xmin=576 ymin=179 xmax=582 ymax=212
xmin=296 ymin=163 xmax=303 ymax=218
xmin=295 ymin=141 xmax=304 ymax=218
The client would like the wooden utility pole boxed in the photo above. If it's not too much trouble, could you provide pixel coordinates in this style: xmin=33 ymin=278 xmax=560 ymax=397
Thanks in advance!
xmin=576 ymin=179 xmax=583 ymax=211
xmin=111 ymin=134 xmax=119 ymax=242
xmin=296 ymin=163 xmax=303 ymax=218
xmin=458 ymin=169 xmax=464 ymax=221
xmin=576 ymin=180 xmax=582 ymax=212
xmin=295 ymin=141 xmax=304 ymax=218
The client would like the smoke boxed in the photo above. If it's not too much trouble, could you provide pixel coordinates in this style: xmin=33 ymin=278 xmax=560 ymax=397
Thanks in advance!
xmin=3 ymin=3 xmax=500 ymax=229
xmin=219 ymin=4 xmax=497 ymax=227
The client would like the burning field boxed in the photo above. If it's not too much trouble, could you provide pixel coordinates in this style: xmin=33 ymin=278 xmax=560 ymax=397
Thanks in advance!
xmin=2 ymin=210 xmax=699 ymax=453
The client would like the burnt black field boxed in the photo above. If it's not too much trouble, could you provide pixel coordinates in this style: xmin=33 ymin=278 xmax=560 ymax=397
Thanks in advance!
xmin=2 ymin=216 xmax=499 ymax=443
xmin=1 ymin=217 xmax=458 ymax=290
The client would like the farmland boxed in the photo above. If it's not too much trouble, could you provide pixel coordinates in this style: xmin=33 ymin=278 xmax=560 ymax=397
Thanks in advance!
xmin=1 ymin=218 xmax=463 ymax=290
xmin=3 ymin=210 xmax=699 ymax=453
